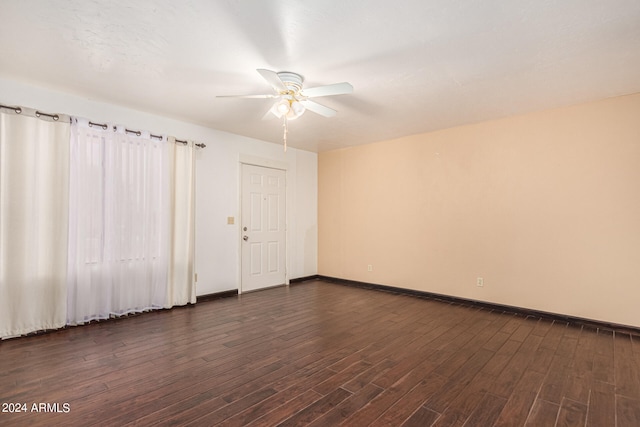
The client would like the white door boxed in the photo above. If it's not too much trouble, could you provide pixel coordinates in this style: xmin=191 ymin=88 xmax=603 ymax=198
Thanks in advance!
xmin=241 ymin=164 xmax=286 ymax=292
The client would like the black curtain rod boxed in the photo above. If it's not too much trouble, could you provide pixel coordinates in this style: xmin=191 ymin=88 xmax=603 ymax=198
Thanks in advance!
xmin=89 ymin=121 xmax=108 ymax=130
xmin=0 ymin=103 xmax=22 ymax=114
xmin=36 ymin=111 xmax=60 ymax=121
xmin=87 ymin=121 xmax=203 ymax=146
xmin=1 ymin=103 xmax=206 ymax=148
xmin=1 ymin=103 xmax=60 ymax=121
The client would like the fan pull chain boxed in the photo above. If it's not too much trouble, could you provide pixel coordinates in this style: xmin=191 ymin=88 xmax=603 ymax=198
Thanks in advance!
xmin=282 ymin=116 xmax=288 ymax=152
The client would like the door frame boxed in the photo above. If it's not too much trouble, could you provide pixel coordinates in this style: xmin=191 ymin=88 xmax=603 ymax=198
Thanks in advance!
xmin=238 ymin=155 xmax=289 ymax=294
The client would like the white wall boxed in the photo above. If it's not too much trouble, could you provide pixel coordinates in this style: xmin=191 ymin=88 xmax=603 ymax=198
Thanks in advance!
xmin=0 ymin=77 xmax=318 ymax=296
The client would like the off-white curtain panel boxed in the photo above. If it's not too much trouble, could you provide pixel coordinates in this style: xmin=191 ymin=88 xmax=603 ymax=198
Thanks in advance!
xmin=168 ymin=139 xmax=196 ymax=306
xmin=67 ymin=119 xmax=196 ymax=324
xmin=1 ymin=112 xmax=196 ymax=338
xmin=0 ymin=109 xmax=70 ymax=338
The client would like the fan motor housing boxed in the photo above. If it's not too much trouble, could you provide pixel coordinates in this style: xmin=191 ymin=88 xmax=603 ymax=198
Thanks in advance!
xmin=277 ymin=72 xmax=304 ymax=94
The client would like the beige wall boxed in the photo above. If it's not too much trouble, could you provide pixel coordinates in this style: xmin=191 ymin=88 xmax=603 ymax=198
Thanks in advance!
xmin=319 ymin=93 xmax=640 ymax=328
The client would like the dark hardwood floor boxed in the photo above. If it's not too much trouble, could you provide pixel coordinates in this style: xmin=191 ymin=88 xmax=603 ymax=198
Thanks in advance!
xmin=1 ymin=279 xmax=639 ymax=426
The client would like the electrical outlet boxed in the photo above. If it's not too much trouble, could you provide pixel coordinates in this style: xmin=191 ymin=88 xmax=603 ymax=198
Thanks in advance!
xmin=477 ymin=277 xmax=484 ymax=287
xmin=367 ymin=265 xmax=373 ymax=272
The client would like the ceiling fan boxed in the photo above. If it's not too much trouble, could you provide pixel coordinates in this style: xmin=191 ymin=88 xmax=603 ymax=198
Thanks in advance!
xmin=218 ymin=69 xmax=354 ymax=121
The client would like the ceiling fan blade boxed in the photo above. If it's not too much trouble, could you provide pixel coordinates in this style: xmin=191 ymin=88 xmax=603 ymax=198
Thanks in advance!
xmin=300 ymin=100 xmax=337 ymax=118
xmin=216 ymin=94 xmax=276 ymax=99
xmin=262 ymin=103 xmax=278 ymax=120
xmin=257 ymin=68 xmax=287 ymax=92
xmin=301 ymin=82 xmax=353 ymax=98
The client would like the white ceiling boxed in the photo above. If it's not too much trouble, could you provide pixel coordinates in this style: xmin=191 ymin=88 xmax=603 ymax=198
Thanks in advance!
xmin=1 ymin=1 xmax=640 ymax=152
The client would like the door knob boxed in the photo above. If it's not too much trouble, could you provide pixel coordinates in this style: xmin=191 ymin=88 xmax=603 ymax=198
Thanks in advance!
xmin=243 ymin=235 xmax=249 ymax=241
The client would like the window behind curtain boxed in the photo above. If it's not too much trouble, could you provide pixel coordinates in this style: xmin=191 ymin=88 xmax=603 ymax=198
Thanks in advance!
xmin=67 ymin=120 xmax=171 ymax=324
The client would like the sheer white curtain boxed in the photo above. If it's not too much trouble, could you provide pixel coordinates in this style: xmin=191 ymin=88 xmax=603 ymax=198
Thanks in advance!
xmin=67 ymin=119 xmax=172 ymax=324
xmin=1 ymin=108 xmax=70 ymax=338
xmin=1 ymin=110 xmax=196 ymax=336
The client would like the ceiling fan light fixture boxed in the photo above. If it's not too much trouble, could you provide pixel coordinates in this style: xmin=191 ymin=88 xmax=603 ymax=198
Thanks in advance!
xmin=274 ymin=99 xmax=290 ymax=117
xmin=287 ymin=100 xmax=306 ymax=120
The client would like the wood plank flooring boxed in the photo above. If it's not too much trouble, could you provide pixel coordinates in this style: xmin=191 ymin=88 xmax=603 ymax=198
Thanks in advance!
xmin=1 ymin=279 xmax=639 ymax=426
